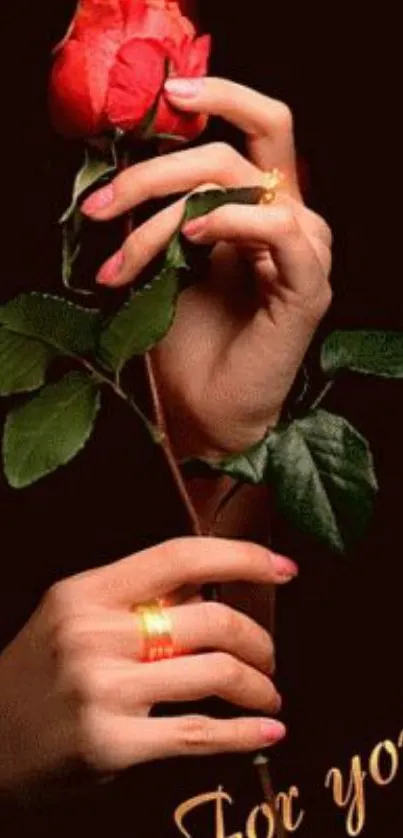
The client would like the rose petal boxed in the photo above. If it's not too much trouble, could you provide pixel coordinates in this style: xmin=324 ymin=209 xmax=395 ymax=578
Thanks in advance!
xmin=50 ymin=0 xmax=126 ymax=135
xmin=49 ymin=0 xmax=211 ymax=139
xmin=106 ymin=38 xmax=166 ymax=131
xmin=153 ymin=95 xmax=207 ymax=139
xmin=49 ymin=42 xmax=101 ymax=136
xmin=124 ymin=1 xmax=195 ymax=43
xmin=181 ymin=34 xmax=211 ymax=77
xmin=72 ymin=0 xmax=125 ymax=39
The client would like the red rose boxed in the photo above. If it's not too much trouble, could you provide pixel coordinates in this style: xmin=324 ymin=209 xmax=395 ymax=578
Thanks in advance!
xmin=49 ymin=0 xmax=211 ymax=140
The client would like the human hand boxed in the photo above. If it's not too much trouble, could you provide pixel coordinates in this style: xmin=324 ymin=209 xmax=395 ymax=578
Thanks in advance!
xmin=0 ymin=538 xmax=297 ymax=792
xmin=81 ymin=77 xmax=332 ymax=459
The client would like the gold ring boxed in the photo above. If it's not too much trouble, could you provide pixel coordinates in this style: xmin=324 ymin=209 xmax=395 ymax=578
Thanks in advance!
xmin=259 ymin=168 xmax=285 ymax=205
xmin=133 ymin=600 xmax=176 ymax=663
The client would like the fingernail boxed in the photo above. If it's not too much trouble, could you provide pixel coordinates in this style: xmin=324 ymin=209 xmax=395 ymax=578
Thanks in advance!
xmin=96 ymin=250 xmax=124 ymax=285
xmin=81 ymin=182 xmax=115 ymax=216
xmin=182 ymin=216 xmax=207 ymax=238
xmin=164 ymin=77 xmax=204 ymax=98
xmin=260 ymin=720 xmax=286 ymax=744
xmin=271 ymin=553 xmax=299 ymax=583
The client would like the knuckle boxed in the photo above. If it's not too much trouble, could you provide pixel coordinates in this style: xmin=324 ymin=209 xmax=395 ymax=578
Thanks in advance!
xmin=60 ymin=662 xmax=103 ymax=706
xmin=75 ymin=708 xmax=113 ymax=770
xmin=50 ymin=616 xmax=85 ymax=660
xmin=215 ymin=652 xmax=244 ymax=689
xmin=177 ymin=715 xmax=214 ymax=751
xmin=307 ymin=281 xmax=333 ymax=320
xmin=211 ymin=141 xmax=240 ymax=171
xmin=257 ymin=629 xmax=275 ymax=675
xmin=319 ymin=281 xmax=333 ymax=312
xmin=42 ymin=580 xmax=78 ymax=622
xmin=271 ymin=100 xmax=294 ymax=134
xmin=271 ymin=685 xmax=283 ymax=713
xmin=268 ymin=639 xmax=276 ymax=675
xmin=314 ymin=215 xmax=333 ymax=247
xmin=270 ymin=204 xmax=300 ymax=238
xmin=206 ymin=602 xmax=243 ymax=645
xmin=302 ymin=207 xmax=333 ymax=248
xmin=145 ymin=537 xmax=194 ymax=588
xmin=163 ymin=536 xmax=208 ymax=576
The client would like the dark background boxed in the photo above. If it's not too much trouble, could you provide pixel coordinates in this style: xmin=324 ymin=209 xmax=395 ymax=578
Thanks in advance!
xmin=0 ymin=3 xmax=401 ymax=836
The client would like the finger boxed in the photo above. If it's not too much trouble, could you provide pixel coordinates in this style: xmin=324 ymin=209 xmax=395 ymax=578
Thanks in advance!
xmin=96 ymin=182 xmax=221 ymax=287
xmin=103 ymin=653 xmax=281 ymax=713
xmin=76 ymin=537 xmax=298 ymax=607
xmin=182 ymin=202 xmax=332 ymax=303
xmin=96 ymin=196 xmax=186 ymax=286
xmin=96 ymin=190 xmax=331 ymax=290
xmin=157 ymin=601 xmax=275 ymax=674
xmin=164 ymin=76 xmax=300 ymax=196
xmin=81 ymin=142 xmax=257 ymax=220
xmin=92 ymin=713 xmax=286 ymax=769
xmin=134 ymin=600 xmax=273 ymax=673
xmin=53 ymin=601 xmax=274 ymax=675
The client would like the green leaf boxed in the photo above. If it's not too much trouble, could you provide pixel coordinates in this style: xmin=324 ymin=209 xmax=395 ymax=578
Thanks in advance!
xmin=166 ymin=235 xmax=187 ymax=270
xmin=264 ymin=411 xmax=377 ymax=552
xmin=197 ymin=438 xmax=270 ymax=485
xmin=0 ymin=294 xmax=99 ymax=357
xmin=60 ymin=151 xmax=116 ymax=225
xmin=183 ymin=187 xmax=265 ymax=223
xmin=165 ymin=187 xmax=267 ymax=277
xmin=61 ymin=214 xmax=83 ymax=292
xmin=99 ymin=268 xmax=179 ymax=374
xmin=59 ymin=150 xmax=116 ymax=290
xmin=3 ymin=372 xmax=101 ymax=489
xmin=0 ymin=328 xmax=54 ymax=396
xmin=167 ymin=186 xmax=268 ymax=270
xmin=210 ymin=410 xmax=378 ymax=553
xmin=321 ymin=330 xmax=403 ymax=378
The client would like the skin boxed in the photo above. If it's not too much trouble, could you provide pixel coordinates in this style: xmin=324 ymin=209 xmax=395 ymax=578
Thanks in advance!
xmin=82 ymin=77 xmax=332 ymax=459
xmin=0 ymin=539 xmax=296 ymax=789
xmin=0 ymin=77 xmax=331 ymax=792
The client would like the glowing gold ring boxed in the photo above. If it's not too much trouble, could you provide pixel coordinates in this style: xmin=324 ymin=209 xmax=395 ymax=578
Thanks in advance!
xmin=134 ymin=601 xmax=176 ymax=663
xmin=259 ymin=168 xmax=285 ymax=205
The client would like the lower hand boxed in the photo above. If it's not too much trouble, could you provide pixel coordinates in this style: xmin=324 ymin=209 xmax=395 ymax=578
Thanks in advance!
xmin=0 ymin=538 xmax=297 ymax=791
xmin=82 ymin=77 xmax=333 ymax=459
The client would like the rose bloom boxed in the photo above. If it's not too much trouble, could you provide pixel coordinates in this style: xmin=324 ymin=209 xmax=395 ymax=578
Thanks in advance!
xmin=49 ymin=0 xmax=211 ymax=140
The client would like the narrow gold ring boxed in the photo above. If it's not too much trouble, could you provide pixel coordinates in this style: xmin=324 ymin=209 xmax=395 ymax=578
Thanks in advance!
xmin=133 ymin=600 xmax=176 ymax=663
xmin=259 ymin=168 xmax=285 ymax=205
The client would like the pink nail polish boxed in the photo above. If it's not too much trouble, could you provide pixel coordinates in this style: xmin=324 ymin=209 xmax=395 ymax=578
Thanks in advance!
xmin=96 ymin=250 xmax=124 ymax=285
xmin=182 ymin=216 xmax=206 ymax=238
xmin=270 ymin=553 xmax=299 ymax=582
xmin=260 ymin=720 xmax=286 ymax=744
xmin=81 ymin=183 xmax=115 ymax=216
xmin=164 ymin=77 xmax=204 ymax=98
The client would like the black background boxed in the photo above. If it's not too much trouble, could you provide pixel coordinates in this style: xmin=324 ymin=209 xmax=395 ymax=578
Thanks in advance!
xmin=0 ymin=3 xmax=401 ymax=836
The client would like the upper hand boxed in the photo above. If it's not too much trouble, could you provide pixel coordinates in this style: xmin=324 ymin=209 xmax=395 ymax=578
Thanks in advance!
xmin=82 ymin=77 xmax=333 ymax=459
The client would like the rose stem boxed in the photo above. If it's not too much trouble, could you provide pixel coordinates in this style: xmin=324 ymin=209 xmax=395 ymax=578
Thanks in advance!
xmin=117 ymin=147 xmax=203 ymax=536
xmin=144 ymin=351 xmax=203 ymax=537
xmin=119 ymin=148 xmax=281 ymax=826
